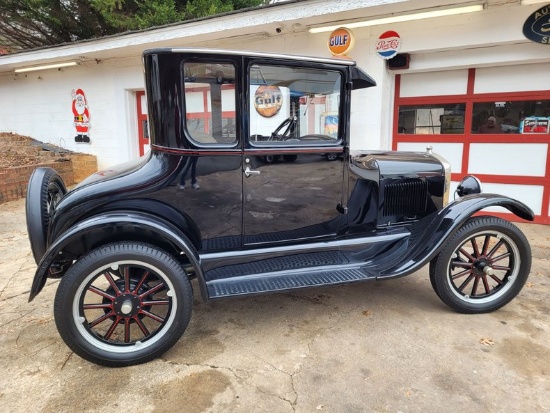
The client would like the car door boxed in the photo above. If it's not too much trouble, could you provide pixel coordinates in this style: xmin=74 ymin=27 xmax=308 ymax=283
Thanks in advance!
xmin=243 ymin=61 xmax=347 ymax=245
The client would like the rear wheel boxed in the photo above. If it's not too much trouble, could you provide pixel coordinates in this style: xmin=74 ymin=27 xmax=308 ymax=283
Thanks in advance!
xmin=430 ymin=217 xmax=531 ymax=314
xmin=54 ymin=242 xmax=193 ymax=367
xmin=26 ymin=167 xmax=66 ymax=264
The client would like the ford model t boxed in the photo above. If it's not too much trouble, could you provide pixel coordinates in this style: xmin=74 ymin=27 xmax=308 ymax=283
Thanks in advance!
xmin=26 ymin=49 xmax=534 ymax=366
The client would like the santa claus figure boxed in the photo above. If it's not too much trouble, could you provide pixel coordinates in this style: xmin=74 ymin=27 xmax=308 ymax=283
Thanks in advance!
xmin=72 ymin=88 xmax=90 ymax=143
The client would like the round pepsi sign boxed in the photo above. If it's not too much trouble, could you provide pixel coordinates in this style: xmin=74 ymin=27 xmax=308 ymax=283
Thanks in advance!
xmin=376 ymin=30 xmax=402 ymax=59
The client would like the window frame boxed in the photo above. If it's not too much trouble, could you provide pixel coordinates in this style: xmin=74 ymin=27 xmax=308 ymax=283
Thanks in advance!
xmin=180 ymin=59 xmax=240 ymax=149
xmin=245 ymin=60 xmax=347 ymax=149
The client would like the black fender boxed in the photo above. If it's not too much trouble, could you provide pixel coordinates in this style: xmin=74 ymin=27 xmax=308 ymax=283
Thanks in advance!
xmin=377 ymin=193 xmax=534 ymax=278
xmin=29 ymin=211 xmax=206 ymax=302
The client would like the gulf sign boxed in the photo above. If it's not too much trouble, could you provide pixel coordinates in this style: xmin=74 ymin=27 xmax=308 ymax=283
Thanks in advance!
xmin=376 ymin=30 xmax=402 ymax=59
xmin=254 ymin=86 xmax=283 ymax=118
xmin=328 ymin=27 xmax=355 ymax=56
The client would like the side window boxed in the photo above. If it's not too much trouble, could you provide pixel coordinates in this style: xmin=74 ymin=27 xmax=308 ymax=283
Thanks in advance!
xmin=183 ymin=62 xmax=237 ymax=145
xmin=249 ymin=64 xmax=342 ymax=146
xmin=472 ymin=100 xmax=550 ymax=134
xmin=398 ymin=104 xmax=466 ymax=135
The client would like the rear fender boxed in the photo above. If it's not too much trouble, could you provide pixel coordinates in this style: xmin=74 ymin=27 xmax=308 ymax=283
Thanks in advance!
xmin=377 ymin=193 xmax=534 ymax=278
xmin=29 ymin=212 xmax=205 ymax=302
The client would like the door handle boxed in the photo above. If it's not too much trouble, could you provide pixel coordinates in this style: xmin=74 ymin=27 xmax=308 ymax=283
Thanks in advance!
xmin=244 ymin=166 xmax=260 ymax=178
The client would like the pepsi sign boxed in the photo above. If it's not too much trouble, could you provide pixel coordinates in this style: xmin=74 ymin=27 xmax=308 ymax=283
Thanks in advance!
xmin=376 ymin=30 xmax=402 ymax=60
xmin=523 ymin=4 xmax=550 ymax=45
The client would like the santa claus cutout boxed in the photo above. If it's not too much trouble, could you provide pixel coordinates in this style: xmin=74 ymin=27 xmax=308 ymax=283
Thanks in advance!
xmin=71 ymin=89 xmax=90 ymax=143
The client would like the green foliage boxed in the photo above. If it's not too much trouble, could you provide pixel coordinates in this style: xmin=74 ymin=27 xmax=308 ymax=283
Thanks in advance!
xmin=0 ymin=0 xmax=268 ymax=50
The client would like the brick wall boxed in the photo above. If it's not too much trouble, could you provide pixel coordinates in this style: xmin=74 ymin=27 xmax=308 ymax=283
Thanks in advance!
xmin=70 ymin=153 xmax=98 ymax=183
xmin=0 ymin=156 xmax=97 ymax=204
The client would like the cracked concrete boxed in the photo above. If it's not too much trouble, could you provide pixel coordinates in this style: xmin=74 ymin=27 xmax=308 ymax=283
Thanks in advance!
xmin=1 ymin=197 xmax=550 ymax=412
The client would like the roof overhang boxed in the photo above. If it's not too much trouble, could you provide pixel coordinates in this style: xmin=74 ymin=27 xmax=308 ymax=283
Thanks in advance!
xmin=0 ymin=0 xmax=489 ymax=74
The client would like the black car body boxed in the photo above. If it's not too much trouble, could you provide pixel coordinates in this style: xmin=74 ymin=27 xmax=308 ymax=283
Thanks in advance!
xmin=26 ymin=49 xmax=534 ymax=366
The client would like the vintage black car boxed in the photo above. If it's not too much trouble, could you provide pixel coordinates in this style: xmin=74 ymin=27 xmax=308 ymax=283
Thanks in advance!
xmin=26 ymin=49 xmax=534 ymax=367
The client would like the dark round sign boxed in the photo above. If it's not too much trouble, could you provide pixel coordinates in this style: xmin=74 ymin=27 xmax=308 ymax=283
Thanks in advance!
xmin=522 ymin=4 xmax=550 ymax=45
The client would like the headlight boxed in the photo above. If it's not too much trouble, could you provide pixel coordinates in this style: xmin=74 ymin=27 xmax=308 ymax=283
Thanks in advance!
xmin=456 ymin=175 xmax=483 ymax=197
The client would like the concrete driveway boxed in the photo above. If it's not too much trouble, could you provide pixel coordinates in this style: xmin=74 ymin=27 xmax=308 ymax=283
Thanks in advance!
xmin=0 ymin=198 xmax=549 ymax=413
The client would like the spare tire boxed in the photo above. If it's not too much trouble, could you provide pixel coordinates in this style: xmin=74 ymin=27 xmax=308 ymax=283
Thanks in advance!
xmin=26 ymin=167 xmax=67 ymax=264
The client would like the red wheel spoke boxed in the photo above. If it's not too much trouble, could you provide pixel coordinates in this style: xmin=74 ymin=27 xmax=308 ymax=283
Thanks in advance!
xmin=470 ymin=238 xmax=480 ymax=258
xmin=88 ymin=286 xmax=115 ymax=301
xmin=134 ymin=316 xmax=151 ymax=337
xmin=140 ymin=309 xmax=165 ymax=323
xmin=104 ymin=272 xmax=122 ymax=295
xmin=482 ymin=275 xmax=491 ymax=295
xmin=487 ymin=240 xmax=504 ymax=259
xmin=451 ymin=268 xmax=472 ymax=280
xmin=459 ymin=248 xmax=476 ymax=263
xmin=124 ymin=318 xmax=131 ymax=343
xmin=83 ymin=303 xmax=112 ymax=310
xmin=492 ymin=265 xmax=510 ymax=271
xmin=104 ymin=316 xmax=122 ymax=340
xmin=89 ymin=311 xmax=115 ymax=328
xmin=132 ymin=271 xmax=151 ymax=294
xmin=481 ymin=235 xmax=491 ymax=256
xmin=471 ymin=276 xmax=480 ymax=297
xmin=452 ymin=261 xmax=474 ymax=269
xmin=123 ymin=266 xmax=131 ymax=293
xmin=488 ymin=273 xmax=504 ymax=285
xmin=139 ymin=283 xmax=166 ymax=299
xmin=492 ymin=252 xmax=511 ymax=263
xmin=142 ymin=299 xmax=170 ymax=306
xmin=458 ymin=274 xmax=475 ymax=292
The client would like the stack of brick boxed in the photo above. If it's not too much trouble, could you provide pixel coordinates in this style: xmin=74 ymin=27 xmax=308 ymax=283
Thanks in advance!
xmin=0 ymin=133 xmax=97 ymax=204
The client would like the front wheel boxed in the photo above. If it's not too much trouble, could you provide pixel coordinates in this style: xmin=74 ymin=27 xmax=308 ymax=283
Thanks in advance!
xmin=54 ymin=242 xmax=193 ymax=366
xmin=430 ymin=216 xmax=531 ymax=314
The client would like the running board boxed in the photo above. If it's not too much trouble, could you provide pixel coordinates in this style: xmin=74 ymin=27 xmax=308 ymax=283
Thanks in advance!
xmin=206 ymin=267 xmax=375 ymax=299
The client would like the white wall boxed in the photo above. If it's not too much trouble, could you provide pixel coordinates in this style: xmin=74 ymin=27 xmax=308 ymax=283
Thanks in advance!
xmin=0 ymin=56 xmax=144 ymax=169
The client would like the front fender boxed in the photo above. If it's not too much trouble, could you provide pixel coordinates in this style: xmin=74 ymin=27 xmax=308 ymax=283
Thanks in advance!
xmin=377 ymin=193 xmax=534 ymax=278
xmin=29 ymin=212 xmax=205 ymax=302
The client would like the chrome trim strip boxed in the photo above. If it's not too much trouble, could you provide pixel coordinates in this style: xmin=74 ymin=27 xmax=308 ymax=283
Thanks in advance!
xmin=430 ymin=151 xmax=452 ymax=206
xmin=164 ymin=47 xmax=357 ymax=66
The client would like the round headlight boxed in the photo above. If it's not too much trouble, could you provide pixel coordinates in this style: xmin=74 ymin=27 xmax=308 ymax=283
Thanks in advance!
xmin=456 ymin=175 xmax=482 ymax=197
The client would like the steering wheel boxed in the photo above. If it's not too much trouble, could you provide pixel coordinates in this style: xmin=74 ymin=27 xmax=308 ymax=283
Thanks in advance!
xmin=270 ymin=116 xmax=296 ymax=141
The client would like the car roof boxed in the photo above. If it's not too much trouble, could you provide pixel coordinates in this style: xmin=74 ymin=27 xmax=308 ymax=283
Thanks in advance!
xmin=143 ymin=47 xmax=357 ymax=66
xmin=143 ymin=48 xmax=376 ymax=89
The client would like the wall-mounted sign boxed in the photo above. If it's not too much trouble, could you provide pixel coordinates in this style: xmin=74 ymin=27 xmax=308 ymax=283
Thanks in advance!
xmin=71 ymin=88 xmax=90 ymax=143
xmin=523 ymin=4 xmax=550 ymax=45
xmin=254 ymin=86 xmax=283 ymax=118
xmin=376 ymin=30 xmax=402 ymax=59
xmin=520 ymin=117 xmax=549 ymax=133
xmin=327 ymin=27 xmax=355 ymax=56
xmin=441 ymin=115 xmax=465 ymax=134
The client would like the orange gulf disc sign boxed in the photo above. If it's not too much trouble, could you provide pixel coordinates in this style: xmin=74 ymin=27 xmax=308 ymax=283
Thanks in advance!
xmin=328 ymin=28 xmax=354 ymax=56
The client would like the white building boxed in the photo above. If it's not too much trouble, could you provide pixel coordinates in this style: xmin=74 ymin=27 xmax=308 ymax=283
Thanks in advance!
xmin=0 ymin=0 xmax=549 ymax=223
